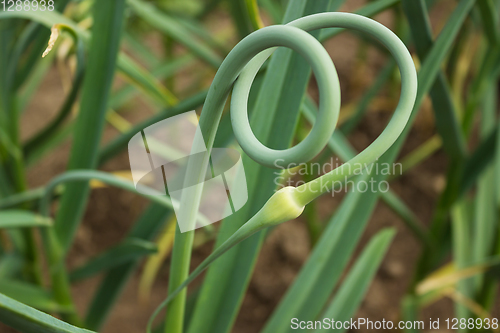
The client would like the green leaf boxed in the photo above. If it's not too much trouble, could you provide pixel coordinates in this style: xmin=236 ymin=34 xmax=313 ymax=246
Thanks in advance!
xmin=98 ymin=91 xmax=207 ymax=165
xmin=319 ymin=0 xmax=400 ymax=41
xmin=109 ymin=54 xmax=194 ymax=109
xmin=117 ymin=53 xmax=178 ymax=107
xmin=52 ymin=0 xmax=126 ymax=250
xmin=0 ymin=280 xmax=68 ymax=313
xmin=0 ymin=10 xmax=82 ymax=36
xmin=0 ymin=293 xmax=95 ymax=333
xmin=127 ymin=0 xmax=222 ymax=68
xmin=23 ymin=25 xmax=86 ymax=160
xmin=402 ymin=0 xmax=466 ymax=160
xmin=459 ymin=127 xmax=498 ymax=197
xmin=69 ymin=238 xmax=158 ymax=282
xmin=471 ymin=85 xmax=498 ymax=293
xmin=0 ymin=210 xmax=52 ymax=228
xmin=451 ymin=199 xmax=474 ymax=322
xmin=477 ymin=0 xmax=500 ymax=45
xmin=36 ymin=0 xmax=127 ymax=325
xmin=388 ymin=0 xmax=477 ymax=282
xmin=315 ymin=228 xmax=396 ymax=333
xmin=228 ymin=0 xmax=253 ymax=38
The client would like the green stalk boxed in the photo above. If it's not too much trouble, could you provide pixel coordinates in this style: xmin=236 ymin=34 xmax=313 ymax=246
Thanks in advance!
xmin=163 ymin=227 xmax=194 ymax=333
xmin=52 ymin=0 xmax=126 ymax=251
xmin=165 ymin=5 xmax=342 ymax=331
xmin=149 ymin=187 xmax=307 ymax=333
xmin=228 ymin=0 xmax=253 ymax=38
xmin=187 ymin=3 xmax=342 ymax=331
xmin=43 ymin=0 xmax=126 ymax=323
xmin=1 ymin=19 xmax=43 ymax=286
xmin=38 ymin=171 xmax=177 ymax=219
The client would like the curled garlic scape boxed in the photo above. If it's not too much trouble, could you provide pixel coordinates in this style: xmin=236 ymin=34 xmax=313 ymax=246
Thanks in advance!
xmin=147 ymin=11 xmax=417 ymax=332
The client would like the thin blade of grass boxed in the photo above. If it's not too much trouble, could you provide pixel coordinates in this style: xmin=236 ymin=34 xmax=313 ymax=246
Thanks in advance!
xmin=123 ymin=32 xmax=161 ymax=67
xmin=399 ymin=0 xmax=478 ymax=282
xmin=477 ymin=0 xmax=500 ymax=45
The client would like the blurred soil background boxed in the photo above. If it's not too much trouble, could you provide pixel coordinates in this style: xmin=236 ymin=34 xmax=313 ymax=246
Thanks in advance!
xmin=2 ymin=0 xmax=499 ymax=332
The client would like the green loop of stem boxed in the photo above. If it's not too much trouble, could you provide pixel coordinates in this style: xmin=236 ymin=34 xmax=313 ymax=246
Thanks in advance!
xmin=231 ymin=25 xmax=341 ymax=167
xmin=289 ymin=13 xmax=417 ymax=205
xmin=230 ymin=12 xmax=417 ymax=178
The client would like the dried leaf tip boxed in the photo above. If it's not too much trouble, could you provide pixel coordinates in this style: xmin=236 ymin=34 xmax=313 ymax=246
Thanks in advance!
xmin=42 ymin=25 xmax=60 ymax=58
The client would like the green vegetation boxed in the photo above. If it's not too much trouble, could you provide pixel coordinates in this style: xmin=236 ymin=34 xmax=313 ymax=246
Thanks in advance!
xmin=0 ymin=0 xmax=499 ymax=332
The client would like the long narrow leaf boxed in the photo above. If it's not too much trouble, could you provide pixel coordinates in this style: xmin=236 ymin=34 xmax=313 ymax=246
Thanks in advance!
xmin=0 ymin=280 xmax=69 ymax=313
xmin=0 ymin=293 xmax=95 ymax=333
xmin=402 ymin=0 xmax=466 ymax=160
xmin=0 ymin=210 xmax=52 ymax=228
xmin=315 ymin=228 xmax=396 ymax=333
xmin=127 ymin=0 xmax=222 ymax=68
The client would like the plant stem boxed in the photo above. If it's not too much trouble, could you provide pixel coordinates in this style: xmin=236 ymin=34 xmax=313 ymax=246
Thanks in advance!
xmin=42 ymin=0 xmax=126 ymax=323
